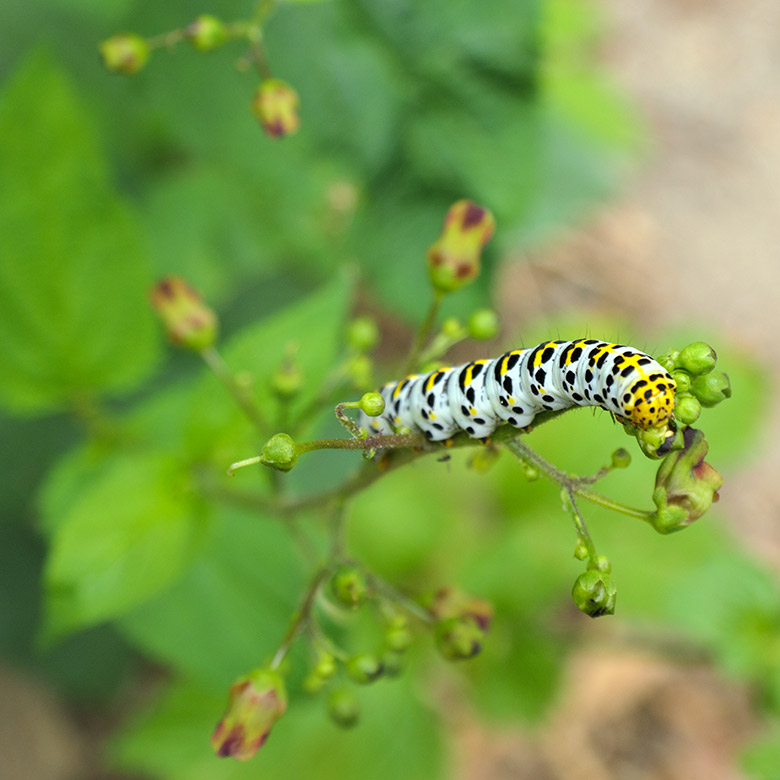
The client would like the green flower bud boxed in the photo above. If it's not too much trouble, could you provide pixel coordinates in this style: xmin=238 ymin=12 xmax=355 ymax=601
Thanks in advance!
xmin=671 ymin=370 xmax=692 ymax=394
xmin=251 ymin=79 xmax=301 ymax=138
xmin=656 ymin=349 xmax=680 ymax=373
xmin=468 ymin=446 xmax=501 ymax=474
xmin=594 ymin=555 xmax=612 ymax=573
xmin=677 ymin=343 xmax=717 ymax=376
xmin=186 ymin=14 xmax=229 ymax=51
xmin=675 ymin=394 xmax=702 ymax=425
xmin=380 ymin=649 xmax=405 ymax=678
xmin=302 ymin=672 xmax=326 ymax=695
xmin=329 ymin=564 xmax=368 ymax=608
xmin=150 ymin=276 xmax=218 ymax=351
xmin=467 ymin=309 xmax=499 ymax=341
xmin=260 ymin=433 xmax=298 ymax=472
xmin=522 ymin=462 xmax=540 ymax=481
xmin=327 ymin=687 xmax=360 ymax=729
xmin=690 ymin=370 xmax=731 ymax=408
xmin=99 ymin=33 xmax=149 ymax=75
xmin=313 ymin=652 xmax=337 ymax=681
xmin=357 ymin=392 xmax=385 ymax=418
xmin=571 ymin=569 xmax=617 ymax=617
xmin=384 ymin=625 xmax=413 ymax=653
xmin=610 ymin=448 xmax=631 ymax=469
xmin=634 ymin=425 xmax=675 ymax=460
xmin=650 ymin=427 xmax=723 ymax=533
xmin=434 ymin=617 xmax=485 ymax=661
xmin=211 ymin=668 xmax=287 ymax=760
xmin=270 ymin=362 xmax=303 ymax=400
xmin=347 ymin=317 xmax=379 ymax=353
xmin=347 ymin=355 xmax=374 ymax=392
xmin=427 ymin=200 xmax=496 ymax=294
xmin=345 ymin=653 xmax=384 ymax=684
xmin=573 ymin=540 xmax=589 ymax=561
xmin=441 ymin=317 xmax=466 ymax=340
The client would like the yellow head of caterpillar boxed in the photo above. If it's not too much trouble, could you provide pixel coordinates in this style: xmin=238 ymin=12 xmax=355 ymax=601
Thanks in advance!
xmin=625 ymin=373 xmax=677 ymax=430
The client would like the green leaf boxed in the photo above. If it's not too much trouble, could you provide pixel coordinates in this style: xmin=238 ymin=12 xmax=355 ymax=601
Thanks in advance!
xmin=43 ymin=452 xmax=205 ymax=639
xmin=111 ymin=676 xmax=445 ymax=780
xmin=0 ymin=50 xmax=159 ymax=415
xmin=118 ymin=506 xmax=305 ymax=688
xmin=742 ymin=723 xmax=780 ymax=780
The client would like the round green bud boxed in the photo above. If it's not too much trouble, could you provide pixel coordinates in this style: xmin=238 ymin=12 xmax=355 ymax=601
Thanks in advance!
xmin=380 ymin=650 xmax=405 ymax=678
xmin=671 ymin=370 xmax=692 ymax=394
xmin=690 ymin=370 xmax=731 ymax=408
xmin=434 ymin=617 xmax=485 ymax=661
xmin=329 ymin=564 xmax=368 ymax=609
xmin=441 ymin=317 xmax=466 ymax=340
xmin=99 ymin=33 xmax=149 ymax=75
xmin=677 ymin=343 xmax=717 ymax=376
xmin=347 ymin=354 xmax=374 ymax=391
xmin=327 ymin=687 xmax=360 ymax=729
xmin=302 ymin=672 xmax=326 ymax=695
xmin=467 ymin=309 xmax=499 ymax=341
xmin=522 ymin=462 xmax=540 ymax=481
xmin=386 ymin=612 xmax=408 ymax=631
xmin=314 ymin=653 xmax=337 ymax=681
xmin=384 ymin=626 xmax=413 ymax=653
xmin=675 ymin=394 xmax=702 ymax=425
xmin=572 ymin=569 xmax=617 ymax=617
xmin=649 ymin=503 xmax=691 ymax=535
xmin=657 ymin=349 xmax=680 ymax=373
xmin=593 ymin=555 xmax=612 ymax=574
xmin=270 ymin=364 xmax=303 ymax=400
xmin=347 ymin=317 xmax=379 ymax=353
xmin=186 ymin=14 xmax=228 ymax=51
xmin=468 ymin=446 xmax=501 ymax=474
xmin=574 ymin=540 xmax=589 ymax=561
xmin=260 ymin=433 xmax=298 ymax=472
xmin=610 ymin=448 xmax=631 ymax=469
xmin=345 ymin=653 xmax=384 ymax=684
xmin=357 ymin=392 xmax=385 ymax=418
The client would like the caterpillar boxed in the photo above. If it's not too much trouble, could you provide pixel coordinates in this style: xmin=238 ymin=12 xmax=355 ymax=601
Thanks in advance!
xmin=359 ymin=339 xmax=676 ymax=441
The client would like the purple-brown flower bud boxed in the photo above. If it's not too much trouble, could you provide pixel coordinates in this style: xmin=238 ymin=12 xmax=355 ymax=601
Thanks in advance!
xmin=98 ymin=33 xmax=150 ymax=75
xmin=211 ymin=668 xmax=287 ymax=761
xmin=251 ymin=79 xmax=301 ymax=138
xmin=651 ymin=427 xmax=723 ymax=534
xmin=150 ymin=276 xmax=218 ymax=351
xmin=426 ymin=200 xmax=496 ymax=294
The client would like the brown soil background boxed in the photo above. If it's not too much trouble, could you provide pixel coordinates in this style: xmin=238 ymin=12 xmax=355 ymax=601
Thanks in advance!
xmin=4 ymin=1 xmax=780 ymax=779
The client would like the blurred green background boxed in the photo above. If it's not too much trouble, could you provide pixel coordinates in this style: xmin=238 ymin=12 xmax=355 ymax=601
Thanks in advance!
xmin=1 ymin=0 xmax=777 ymax=778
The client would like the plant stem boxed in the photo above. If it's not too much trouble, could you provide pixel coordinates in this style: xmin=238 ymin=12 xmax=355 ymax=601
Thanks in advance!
xmin=200 ymin=345 xmax=269 ymax=435
xmin=403 ymin=292 xmax=443 ymax=375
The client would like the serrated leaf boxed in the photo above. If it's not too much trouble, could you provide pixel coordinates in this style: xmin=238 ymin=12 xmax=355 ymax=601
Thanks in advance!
xmin=0 ymin=50 xmax=160 ymax=415
xmin=43 ymin=452 xmax=205 ymax=639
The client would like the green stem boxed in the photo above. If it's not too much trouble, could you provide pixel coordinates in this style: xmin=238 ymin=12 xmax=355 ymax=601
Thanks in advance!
xmin=403 ymin=292 xmax=443 ymax=375
xmin=365 ymin=573 xmax=434 ymax=626
xmin=200 ymin=345 xmax=269 ymax=435
xmin=562 ymin=488 xmax=598 ymax=566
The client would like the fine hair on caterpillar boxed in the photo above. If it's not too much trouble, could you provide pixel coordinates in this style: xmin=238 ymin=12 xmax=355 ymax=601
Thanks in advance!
xmin=359 ymin=339 xmax=676 ymax=441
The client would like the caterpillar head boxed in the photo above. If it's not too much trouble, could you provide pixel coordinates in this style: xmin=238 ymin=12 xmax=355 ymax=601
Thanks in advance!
xmin=624 ymin=372 xmax=677 ymax=429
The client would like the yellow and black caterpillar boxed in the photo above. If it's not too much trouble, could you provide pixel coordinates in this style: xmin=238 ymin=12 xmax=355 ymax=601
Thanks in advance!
xmin=360 ymin=339 xmax=676 ymax=441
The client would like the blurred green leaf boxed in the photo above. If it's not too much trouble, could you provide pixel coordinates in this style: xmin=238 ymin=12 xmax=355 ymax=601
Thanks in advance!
xmin=111 ymin=676 xmax=445 ymax=780
xmin=119 ymin=505 xmax=304 ymax=688
xmin=0 ymin=49 xmax=160 ymax=415
xmin=742 ymin=723 xmax=780 ymax=780
xmin=43 ymin=452 xmax=206 ymax=639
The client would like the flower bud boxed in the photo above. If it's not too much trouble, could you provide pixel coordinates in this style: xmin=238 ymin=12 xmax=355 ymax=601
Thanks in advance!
xmin=671 ymin=370 xmax=692 ymax=394
xmin=594 ymin=555 xmax=612 ymax=573
xmin=251 ymin=79 xmax=300 ymax=138
xmin=186 ymin=14 xmax=229 ymax=51
xmin=384 ymin=625 xmax=413 ymax=653
xmin=345 ymin=653 xmax=384 ymax=684
xmin=677 ymin=342 xmax=717 ymax=376
xmin=467 ymin=309 xmax=499 ymax=341
xmin=675 ymin=394 xmax=702 ymax=425
xmin=434 ymin=617 xmax=485 ymax=660
xmin=260 ymin=433 xmax=298 ymax=472
xmin=427 ymin=200 xmax=496 ymax=294
xmin=99 ymin=33 xmax=149 ymax=75
xmin=314 ymin=652 xmax=337 ymax=681
xmin=357 ymin=392 xmax=385 ymax=418
xmin=346 ymin=317 xmax=379 ymax=353
xmin=650 ymin=427 xmax=723 ymax=533
xmin=573 ymin=540 xmax=589 ymax=561
xmin=150 ymin=276 xmax=218 ymax=351
xmin=302 ymin=673 xmax=326 ymax=695
xmin=610 ymin=448 xmax=631 ymax=469
xmin=571 ymin=569 xmax=617 ymax=617
xmin=468 ymin=446 xmax=501 ymax=474
xmin=522 ymin=462 xmax=540 ymax=481
xmin=441 ymin=317 xmax=466 ymax=340
xmin=634 ymin=424 xmax=676 ymax=460
xmin=424 ymin=586 xmax=494 ymax=632
xmin=327 ymin=687 xmax=360 ymax=729
xmin=329 ymin=564 xmax=368 ymax=608
xmin=270 ymin=362 xmax=304 ymax=400
xmin=211 ymin=668 xmax=287 ymax=760
xmin=380 ymin=649 xmax=405 ymax=678
xmin=657 ymin=349 xmax=680 ymax=374
xmin=690 ymin=370 xmax=731 ymax=408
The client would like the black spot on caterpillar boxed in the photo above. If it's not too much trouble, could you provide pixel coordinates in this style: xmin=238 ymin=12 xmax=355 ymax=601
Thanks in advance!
xmin=360 ymin=339 xmax=676 ymax=441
